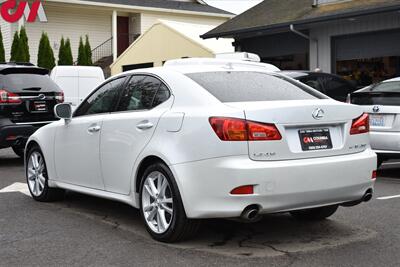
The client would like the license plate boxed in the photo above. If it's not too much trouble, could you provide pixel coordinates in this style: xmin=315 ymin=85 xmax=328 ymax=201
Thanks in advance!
xmin=31 ymin=101 xmax=48 ymax=113
xmin=299 ymin=128 xmax=333 ymax=151
xmin=370 ymin=115 xmax=385 ymax=127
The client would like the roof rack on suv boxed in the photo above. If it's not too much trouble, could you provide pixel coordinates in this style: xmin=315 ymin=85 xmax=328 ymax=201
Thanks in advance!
xmin=4 ymin=62 xmax=36 ymax=66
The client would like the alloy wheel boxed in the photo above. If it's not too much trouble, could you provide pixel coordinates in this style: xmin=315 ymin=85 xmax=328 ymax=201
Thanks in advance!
xmin=27 ymin=151 xmax=46 ymax=197
xmin=141 ymin=171 xmax=174 ymax=234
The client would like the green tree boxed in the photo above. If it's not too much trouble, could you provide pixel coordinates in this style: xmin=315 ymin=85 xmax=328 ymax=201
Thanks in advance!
xmin=10 ymin=31 xmax=20 ymax=62
xmin=57 ymin=37 xmax=66 ymax=65
xmin=37 ymin=32 xmax=55 ymax=70
xmin=18 ymin=26 xmax=30 ymax=62
xmin=64 ymin=38 xmax=73 ymax=65
xmin=77 ymin=36 xmax=87 ymax=65
xmin=84 ymin=35 xmax=92 ymax=65
xmin=0 ymin=28 xmax=5 ymax=63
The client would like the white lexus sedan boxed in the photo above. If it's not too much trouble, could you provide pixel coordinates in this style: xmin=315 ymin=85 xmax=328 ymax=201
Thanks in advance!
xmin=25 ymin=58 xmax=377 ymax=243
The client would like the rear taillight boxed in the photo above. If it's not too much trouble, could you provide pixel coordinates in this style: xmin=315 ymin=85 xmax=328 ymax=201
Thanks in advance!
xmin=0 ymin=89 xmax=22 ymax=105
xmin=372 ymin=170 xmax=377 ymax=180
xmin=230 ymin=185 xmax=254 ymax=195
xmin=209 ymin=117 xmax=282 ymax=141
xmin=55 ymin=91 xmax=64 ymax=103
xmin=350 ymin=113 xmax=369 ymax=135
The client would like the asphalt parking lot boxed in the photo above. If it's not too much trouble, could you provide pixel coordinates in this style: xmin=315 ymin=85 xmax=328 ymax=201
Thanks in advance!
xmin=1 ymin=148 xmax=399 ymax=267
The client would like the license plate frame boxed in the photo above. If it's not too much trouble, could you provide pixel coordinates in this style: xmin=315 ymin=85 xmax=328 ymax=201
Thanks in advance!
xmin=31 ymin=101 xmax=48 ymax=113
xmin=299 ymin=128 xmax=333 ymax=151
xmin=370 ymin=114 xmax=385 ymax=127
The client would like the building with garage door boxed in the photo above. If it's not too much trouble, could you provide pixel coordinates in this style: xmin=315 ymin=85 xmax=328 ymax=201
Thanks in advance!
xmin=202 ymin=0 xmax=400 ymax=87
xmin=110 ymin=20 xmax=234 ymax=75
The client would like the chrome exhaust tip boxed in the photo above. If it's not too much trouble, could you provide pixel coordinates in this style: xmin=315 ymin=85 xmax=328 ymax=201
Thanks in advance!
xmin=241 ymin=205 xmax=261 ymax=222
xmin=363 ymin=192 xmax=373 ymax=202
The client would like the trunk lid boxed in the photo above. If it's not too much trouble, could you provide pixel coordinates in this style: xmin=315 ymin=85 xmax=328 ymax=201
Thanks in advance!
xmin=351 ymin=91 xmax=400 ymax=132
xmin=226 ymin=99 xmax=367 ymax=161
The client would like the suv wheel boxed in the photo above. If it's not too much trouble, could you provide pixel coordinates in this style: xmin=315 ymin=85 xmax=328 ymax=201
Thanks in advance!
xmin=12 ymin=146 xmax=25 ymax=158
xmin=139 ymin=162 xmax=200 ymax=242
xmin=26 ymin=145 xmax=65 ymax=202
xmin=290 ymin=205 xmax=339 ymax=221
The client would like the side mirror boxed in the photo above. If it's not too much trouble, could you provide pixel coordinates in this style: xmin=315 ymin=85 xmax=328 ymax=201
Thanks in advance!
xmin=54 ymin=103 xmax=72 ymax=122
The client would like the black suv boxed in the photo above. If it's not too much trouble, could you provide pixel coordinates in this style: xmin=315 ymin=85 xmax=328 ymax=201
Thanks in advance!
xmin=0 ymin=63 xmax=63 ymax=157
xmin=281 ymin=71 xmax=357 ymax=102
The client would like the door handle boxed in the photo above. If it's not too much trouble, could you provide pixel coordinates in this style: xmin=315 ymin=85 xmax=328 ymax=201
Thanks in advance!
xmin=88 ymin=125 xmax=101 ymax=133
xmin=136 ymin=121 xmax=154 ymax=130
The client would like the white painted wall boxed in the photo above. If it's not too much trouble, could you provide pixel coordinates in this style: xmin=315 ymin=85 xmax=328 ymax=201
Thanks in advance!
xmin=23 ymin=3 xmax=112 ymax=65
xmin=0 ymin=17 xmax=12 ymax=61
xmin=140 ymin=12 xmax=227 ymax=33
xmin=309 ymin=12 xmax=400 ymax=72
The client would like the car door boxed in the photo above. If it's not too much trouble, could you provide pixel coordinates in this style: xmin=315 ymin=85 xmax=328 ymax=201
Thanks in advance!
xmin=54 ymin=77 xmax=126 ymax=189
xmin=100 ymin=75 xmax=172 ymax=195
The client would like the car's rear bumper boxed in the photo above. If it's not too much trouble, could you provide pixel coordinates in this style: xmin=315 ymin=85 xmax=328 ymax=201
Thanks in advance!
xmin=370 ymin=131 xmax=400 ymax=157
xmin=0 ymin=118 xmax=53 ymax=148
xmin=171 ymin=149 xmax=377 ymax=219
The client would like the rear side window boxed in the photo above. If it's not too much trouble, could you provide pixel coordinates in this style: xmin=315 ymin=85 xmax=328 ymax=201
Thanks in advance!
xmin=2 ymin=74 xmax=60 ymax=93
xmin=117 ymin=75 xmax=170 ymax=112
xmin=186 ymin=72 xmax=325 ymax=102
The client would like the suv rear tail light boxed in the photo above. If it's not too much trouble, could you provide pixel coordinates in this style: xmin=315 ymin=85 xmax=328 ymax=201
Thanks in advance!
xmin=55 ymin=91 xmax=64 ymax=103
xmin=0 ymin=89 xmax=22 ymax=105
xmin=209 ymin=117 xmax=282 ymax=141
xmin=350 ymin=113 xmax=369 ymax=135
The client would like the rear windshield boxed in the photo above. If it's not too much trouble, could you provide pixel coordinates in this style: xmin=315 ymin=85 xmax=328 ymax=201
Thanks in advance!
xmin=351 ymin=81 xmax=400 ymax=105
xmin=1 ymin=73 xmax=60 ymax=93
xmin=358 ymin=81 xmax=400 ymax=93
xmin=186 ymin=71 xmax=326 ymax=102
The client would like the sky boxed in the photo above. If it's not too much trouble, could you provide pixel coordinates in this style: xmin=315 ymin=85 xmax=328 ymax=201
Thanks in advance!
xmin=203 ymin=0 xmax=263 ymax=15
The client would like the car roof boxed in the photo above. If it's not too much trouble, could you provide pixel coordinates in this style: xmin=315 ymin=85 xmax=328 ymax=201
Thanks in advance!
xmin=382 ymin=77 xmax=400 ymax=83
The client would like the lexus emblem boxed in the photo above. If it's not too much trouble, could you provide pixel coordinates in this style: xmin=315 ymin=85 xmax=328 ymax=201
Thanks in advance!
xmin=373 ymin=106 xmax=380 ymax=113
xmin=38 ymin=94 xmax=46 ymax=100
xmin=312 ymin=108 xmax=325 ymax=120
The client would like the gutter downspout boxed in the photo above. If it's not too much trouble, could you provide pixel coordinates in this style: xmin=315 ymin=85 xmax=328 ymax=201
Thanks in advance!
xmin=290 ymin=24 xmax=319 ymax=70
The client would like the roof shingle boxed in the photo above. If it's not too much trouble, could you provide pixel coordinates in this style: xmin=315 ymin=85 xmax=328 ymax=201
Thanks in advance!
xmin=81 ymin=0 xmax=232 ymax=15
xmin=202 ymin=0 xmax=400 ymax=38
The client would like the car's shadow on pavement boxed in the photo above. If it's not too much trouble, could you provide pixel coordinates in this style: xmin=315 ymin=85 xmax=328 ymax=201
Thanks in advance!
xmin=58 ymin=191 xmax=377 ymax=258
xmin=0 ymin=150 xmax=23 ymax=168
xmin=378 ymin=161 xmax=400 ymax=179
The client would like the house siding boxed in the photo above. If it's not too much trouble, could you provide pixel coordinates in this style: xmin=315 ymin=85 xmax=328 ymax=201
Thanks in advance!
xmin=0 ymin=18 xmax=13 ymax=61
xmin=14 ymin=3 xmax=112 ymax=65
xmin=140 ymin=12 xmax=226 ymax=33
xmin=310 ymin=12 xmax=400 ymax=72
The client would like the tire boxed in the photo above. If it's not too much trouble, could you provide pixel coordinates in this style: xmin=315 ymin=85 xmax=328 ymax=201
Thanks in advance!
xmin=139 ymin=162 xmax=200 ymax=243
xmin=12 ymin=146 xmax=25 ymax=158
xmin=26 ymin=145 xmax=65 ymax=202
xmin=290 ymin=205 xmax=339 ymax=221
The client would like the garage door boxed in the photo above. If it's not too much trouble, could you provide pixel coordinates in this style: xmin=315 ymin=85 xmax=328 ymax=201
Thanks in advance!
xmin=333 ymin=30 xmax=400 ymax=61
